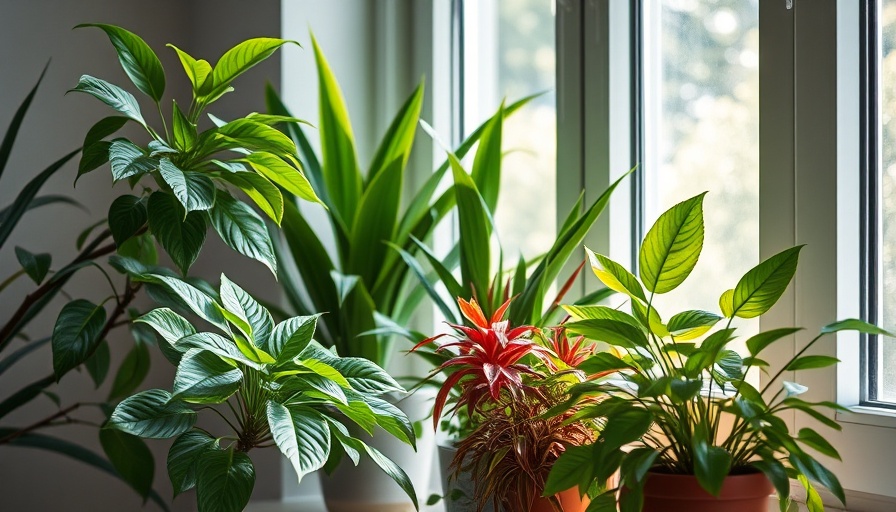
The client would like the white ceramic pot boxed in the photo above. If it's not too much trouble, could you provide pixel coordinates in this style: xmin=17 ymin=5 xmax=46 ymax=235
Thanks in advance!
xmin=437 ymin=442 xmax=495 ymax=512
xmin=321 ymin=390 xmax=436 ymax=512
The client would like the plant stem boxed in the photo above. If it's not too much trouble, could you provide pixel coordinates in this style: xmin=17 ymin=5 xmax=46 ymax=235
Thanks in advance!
xmin=0 ymin=402 xmax=80 ymax=445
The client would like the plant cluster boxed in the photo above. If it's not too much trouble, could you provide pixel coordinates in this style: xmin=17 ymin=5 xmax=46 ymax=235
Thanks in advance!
xmin=540 ymin=193 xmax=888 ymax=512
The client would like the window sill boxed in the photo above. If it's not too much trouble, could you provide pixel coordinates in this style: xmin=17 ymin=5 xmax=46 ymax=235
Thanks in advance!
xmin=836 ymin=404 xmax=896 ymax=429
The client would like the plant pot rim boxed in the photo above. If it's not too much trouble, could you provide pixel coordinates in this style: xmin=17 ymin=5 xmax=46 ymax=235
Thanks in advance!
xmin=641 ymin=468 xmax=773 ymax=501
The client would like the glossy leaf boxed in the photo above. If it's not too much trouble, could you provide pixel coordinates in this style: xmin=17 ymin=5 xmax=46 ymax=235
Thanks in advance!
xmin=172 ymin=100 xmax=197 ymax=150
xmin=350 ymin=158 xmax=402 ymax=285
xmin=69 ymin=75 xmax=146 ymax=127
xmin=217 ymin=169 xmax=284 ymax=224
xmin=108 ymin=194 xmax=147 ymax=246
xmin=602 ymin=408 xmax=653 ymax=450
xmin=178 ymin=332 xmax=264 ymax=370
xmin=667 ymin=310 xmax=722 ymax=339
xmin=173 ymin=349 xmax=242 ymax=403
xmin=220 ymin=274 xmax=274 ymax=347
xmin=195 ymin=448 xmax=256 ymax=512
xmin=108 ymin=389 xmax=196 ymax=439
xmin=99 ymin=428 xmax=155 ymax=499
xmin=821 ymin=318 xmax=894 ymax=336
xmin=340 ymin=435 xmax=418 ymax=511
xmin=0 ymin=64 xmax=47 ymax=181
xmin=450 ymin=154 xmax=491 ymax=303
xmin=543 ymin=444 xmax=595 ymax=496
xmin=15 ymin=246 xmax=50 ymax=284
xmin=265 ymin=314 xmax=320 ymax=363
xmin=210 ymin=38 xmax=296 ymax=100
xmin=267 ymin=401 xmax=331 ymax=482
xmin=159 ymin=159 xmax=216 ymax=213
xmin=244 ymin=151 xmax=320 ymax=204
xmin=143 ymin=274 xmax=228 ymax=331
xmin=565 ymin=318 xmax=649 ymax=350
xmin=470 ymin=104 xmax=503 ymax=211
xmin=135 ymin=307 xmax=195 ymax=347
xmin=214 ymin=118 xmax=297 ymax=156
xmin=168 ymin=430 xmax=216 ymax=495
xmin=77 ymin=24 xmax=165 ymax=101
xmin=51 ymin=299 xmax=106 ymax=378
xmin=147 ymin=191 xmax=207 ymax=275
xmin=745 ymin=327 xmax=802 ymax=356
xmin=83 ymin=115 xmax=129 ymax=149
xmin=786 ymin=355 xmax=840 ymax=371
xmin=209 ymin=192 xmax=277 ymax=275
xmin=692 ymin=439 xmax=731 ymax=496
xmin=587 ymin=248 xmax=646 ymax=303
xmin=728 ymin=246 xmax=803 ymax=319
xmin=84 ymin=339 xmax=110 ymax=387
xmin=108 ymin=140 xmax=156 ymax=181
xmin=639 ymin=193 xmax=706 ymax=294
xmin=168 ymin=44 xmax=212 ymax=95
xmin=367 ymin=82 xmax=424 ymax=184
xmin=797 ymin=427 xmax=841 ymax=460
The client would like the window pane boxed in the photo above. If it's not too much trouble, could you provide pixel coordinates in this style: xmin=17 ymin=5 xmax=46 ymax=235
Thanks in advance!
xmin=463 ymin=0 xmax=556 ymax=261
xmin=642 ymin=0 xmax=759 ymax=340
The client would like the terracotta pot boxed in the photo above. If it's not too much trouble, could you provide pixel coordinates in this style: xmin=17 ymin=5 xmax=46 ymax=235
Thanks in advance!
xmin=637 ymin=470 xmax=773 ymax=512
xmin=528 ymin=487 xmax=590 ymax=512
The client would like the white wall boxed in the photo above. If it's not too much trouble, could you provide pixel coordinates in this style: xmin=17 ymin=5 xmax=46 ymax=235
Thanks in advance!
xmin=0 ymin=1 xmax=282 ymax=510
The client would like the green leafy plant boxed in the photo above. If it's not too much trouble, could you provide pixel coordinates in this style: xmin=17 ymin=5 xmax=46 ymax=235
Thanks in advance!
xmin=543 ymin=193 xmax=889 ymax=512
xmin=0 ymin=69 xmax=169 ymax=508
xmin=264 ymin=35 xmax=543 ymax=367
xmin=72 ymin=23 xmax=320 ymax=277
xmin=106 ymin=270 xmax=419 ymax=512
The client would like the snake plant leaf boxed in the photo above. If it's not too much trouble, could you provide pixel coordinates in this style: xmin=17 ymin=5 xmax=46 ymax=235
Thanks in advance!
xmin=279 ymin=199 xmax=338 ymax=324
xmin=173 ymin=348 xmax=242 ymax=403
xmin=0 ymin=62 xmax=47 ymax=182
xmin=76 ymin=24 xmax=165 ymax=102
xmin=108 ymin=194 xmax=147 ymax=246
xmin=243 ymin=151 xmax=320 ymax=204
xmin=159 ymin=159 xmax=216 ymax=213
xmin=267 ymin=401 xmax=331 ymax=482
xmin=108 ymin=389 xmax=196 ymax=439
xmin=167 ymin=430 xmax=217 ymax=496
xmin=216 ymin=169 xmax=284 ymax=224
xmin=470 ymin=103 xmax=504 ymax=211
xmin=209 ymin=38 xmax=297 ymax=101
xmin=311 ymin=34 xmax=362 ymax=228
xmin=99 ymin=429 xmax=155 ymax=500
xmin=725 ymin=245 xmax=803 ymax=318
xmin=168 ymin=44 xmax=212 ymax=96
xmin=450 ymin=154 xmax=492 ymax=305
xmin=350 ymin=157 xmax=403 ymax=286
xmin=51 ymin=299 xmax=106 ymax=379
xmin=69 ymin=75 xmax=146 ymax=127
xmin=387 ymin=242 xmax=458 ymax=322
xmin=586 ymin=248 xmax=646 ymax=303
xmin=172 ymin=100 xmax=197 ymax=150
xmin=147 ymin=191 xmax=207 ymax=275
xmin=195 ymin=447 xmax=255 ymax=512
xmin=208 ymin=192 xmax=277 ymax=276
xmin=639 ymin=192 xmax=706 ymax=294
xmin=15 ymin=246 xmax=51 ymax=284
xmin=367 ymin=81 xmax=424 ymax=185
xmin=107 ymin=340 xmax=151 ymax=401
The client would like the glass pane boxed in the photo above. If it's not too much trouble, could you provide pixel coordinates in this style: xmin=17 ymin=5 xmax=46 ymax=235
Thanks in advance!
xmin=876 ymin=0 xmax=896 ymax=402
xmin=642 ymin=0 xmax=760 ymax=342
xmin=463 ymin=0 xmax=556 ymax=261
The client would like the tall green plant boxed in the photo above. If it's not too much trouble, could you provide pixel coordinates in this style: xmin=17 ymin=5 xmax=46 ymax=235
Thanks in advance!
xmin=543 ymin=193 xmax=888 ymax=512
xmin=265 ymin=35 xmax=536 ymax=367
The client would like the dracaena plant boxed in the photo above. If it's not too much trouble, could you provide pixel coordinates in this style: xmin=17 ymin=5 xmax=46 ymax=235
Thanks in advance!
xmin=72 ymin=23 xmax=320 ymax=277
xmin=0 ymin=69 xmax=173 ymax=509
xmin=263 ymin=35 xmax=542 ymax=368
xmin=542 ymin=193 xmax=890 ymax=512
xmin=106 ymin=270 xmax=419 ymax=512
xmin=416 ymin=297 xmax=602 ymax=511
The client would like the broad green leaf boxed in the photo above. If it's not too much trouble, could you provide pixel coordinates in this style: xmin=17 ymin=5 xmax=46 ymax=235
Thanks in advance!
xmin=745 ymin=327 xmax=802 ymax=356
xmin=214 ymin=118 xmax=297 ymax=156
xmin=821 ymin=318 xmax=894 ymax=336
xmin=797 ymin=427 xmax=841 ymax=460
xmin=362 ymin=394 xmax=416 ymax=448
xmin=312 ymin=34 xmax=362 ymax=227
xmin=729 ymin=246 xmax=803 ymax=319
xmin=108 ymin=140 xmax=157 ymax=181
xmin=210 ymin=38 xmax=296 ymax=100
xmin=450 ymin=154 xmax=491 ymax=303
xmin=577 ymin=352 xmax=634 ymax=375
xmin=77 ymin=24 xmax=165 ymax=101
xmin=216 ymin=170 xmax=284 ymax=224
xmin=620 ymin=447 xmax=660 ymax=488
xmin=302 ymin=341 xmax=404 ymax=394
xmin=266 ymin=314 xmax=320 ymax=363
xmin=639 ymin=192 xmax=706 ymax=294
xmin=69 ymin=75 xmax=146 ymax=127
xmin=83 ymin=115 xmax=129 ymax=149
xmin=195 ymin=448 xmax=256 ymax=512
xmin=77 ymin=141 xmax=112 ymax=180
xmin=244 ymin=151 xmax=320 ymax=204
xmin=350 ymin=158 xmax=402 ymax=285
xmin=789 ymin=452 xmax=845 ymax=505
xmin=168 ymin=430 xmax=216 ymax=495
xmin=168 ymin=44 xmax=212 ymax=94
xmin=107 ymin=340 xmax=151 ymax=401
xmin=667 ymin=310 xmax=722 ymax=340
xmin=147 ymin=191 xmax=207 ymax=275
xmin=143 ymin=273 xmax=228 ymax=330
xmin=135 ymin=307 xmax=195 ymax=346
xmin=692 ymin=439 xmax=731 ymax=496
xmin=367 ymin=82 xmax=423 ymax=185
xmin=752 ymin=458 xmax=790 ymax=502
xmin=99 ymin=428 xmax=154 ymax=499
xmin=108 ymin=389 xmax=196 ymax=438
xmin=15 ymin=246 xmax=50 ymax=284
xmin=159 ymin=159 xmax=216 ymax=213
xmin=172 ymin=100 xmax=197 ymax=150
xmin=267 ymin=401 xmax=331 ymax=482
xmin=543 ymin=444 xmax=595 ymax=496
xmin=219 ymin=274 xmax=274 ymax=347
xmin=108 ymin=194 xmax=147 ymax=246
xmin=565 ymin=318 xmax=649 ymax=349
xmin=178 ymin=332 xmax=264 ymax=370
xmin=602 ymin=408 xmax=653 ymax=450
xmin=173 ymin=348 xmax=242 ymax=403
xmin=51 ymin=299 xmax=106 ymax=378
xmin=786 ymin=355 xmax=840 ymax=371
xmin=84 ymin=339 xmax=110 ymax=387
xmin=586 ymin=248 xmax=646 ymax=303
xmin=668 ymin=378 xmax=704 ymax=402
xmin=209 ymin=192 xmax=277 ymax=275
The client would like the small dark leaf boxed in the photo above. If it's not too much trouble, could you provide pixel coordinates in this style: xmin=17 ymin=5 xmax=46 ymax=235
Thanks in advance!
xmin=77 ymin=141 xmax=112 ymax=180
xmin=52 ymin=299 xmax=107 ymax=379
xmin=195 ymin=447 xmax=256 ymax=512
xmin=84 ymin=340 xmax=111 ymax=388
xmin=108 ymin=194 xmax=147 ymax=246
xmin=147 ymin=191 xmax=207 ymax=275
xmin=15 ymin=246 xmax=51 ymax=284
xmin=83 ymin=115 xmax=130 ymax=148
xmin=168 ymin=430 xmax=216 ymax=496
xmin=100 ymin=428 xmax=155 ymax=499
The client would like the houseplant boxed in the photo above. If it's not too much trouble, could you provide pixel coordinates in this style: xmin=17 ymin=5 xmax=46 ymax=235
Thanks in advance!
xmin=416 ymin=297 xmax=613 ymax=512
xmin=543 ymin=192 xmax=889 ymax=512
xmin=105 ymin=267 xmax=419 ymax=512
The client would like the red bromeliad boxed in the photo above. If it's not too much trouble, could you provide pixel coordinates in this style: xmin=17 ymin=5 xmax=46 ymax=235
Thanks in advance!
xmin=546 ymin=326 xmax=595 ymax=369
xmin=413 ymin=297 xmax=549 ymax=429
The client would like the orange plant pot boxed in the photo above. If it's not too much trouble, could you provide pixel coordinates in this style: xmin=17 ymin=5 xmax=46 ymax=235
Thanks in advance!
xmin=636 ymin=471 xmax=773 ymax=512
xmin=529 ymin=487 xmax=591 ymax=512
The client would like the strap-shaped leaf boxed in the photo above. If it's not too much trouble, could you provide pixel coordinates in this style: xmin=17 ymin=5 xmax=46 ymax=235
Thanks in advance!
xmin=168 ymin=430 xmax=216 ymax=496
xmin=216 ymin=169 xmax=283 ymax=224
xmin=311 ymin=34 xmax=362 ymax=228
xmin=639 ymin=192 xmax=706 ymax=294
xmin=339 ymin=435 xmax=419 ymax=511
xmin=786 ymin=355 xmax=840 ymax=371
xmin=244 ymin=151 xmax=320 ymax=204
xmin=77 ymin=24 xmax=165 ymax=101
xmin=470 ymin=103 xmax=503 ymax=211
xmin=159 ymin=159 xmax=215 ymax=213
xmin=147 ymin=191 xmax=207 ymax=275
xmin=108 ymin=389 xmax=196 ymax=439
xmin=279 ymin=199 xmax=338 ymax=314
xmin=168 ymin=44 xmax=212 ymax=95
xmin=821 ymin=318 xmax=894 ymax=336
xmin=350 ymin=158 xmax=403 ymax=286
xmin=367 ymin=82 xmax=424 ymax=186
xmin=728 ymin=245 xmax=803 ymax=318
xmin=15 ymin=246 xmax=51 ymax=284
xmin=208 ymin=192 xmax=277 ymax=275
xmin=108 ymin=194 xmax=147 ymax=246
xmin=51 ymin=299 xmax=107 ymax=378
xmin=195 ymin=447 xmax=256 ymax=512
xmin=450 ymin=154 xmax=491 ymax=304
xmin=0 ymin=63 xmax=47 ymax=182
xmin=173 ymin=348 xmax=242 ymax=403
xmin=267 ymin=401 xmax=331 ymax=482
xmin=362 ymin=394 xmax=416 ymax=448
xmin=69 ymin=75 xmax=146 ymax=127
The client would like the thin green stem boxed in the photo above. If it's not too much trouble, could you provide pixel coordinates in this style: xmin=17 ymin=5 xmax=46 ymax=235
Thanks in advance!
xmin=156 ymin=102 xmax=170 ymax=142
